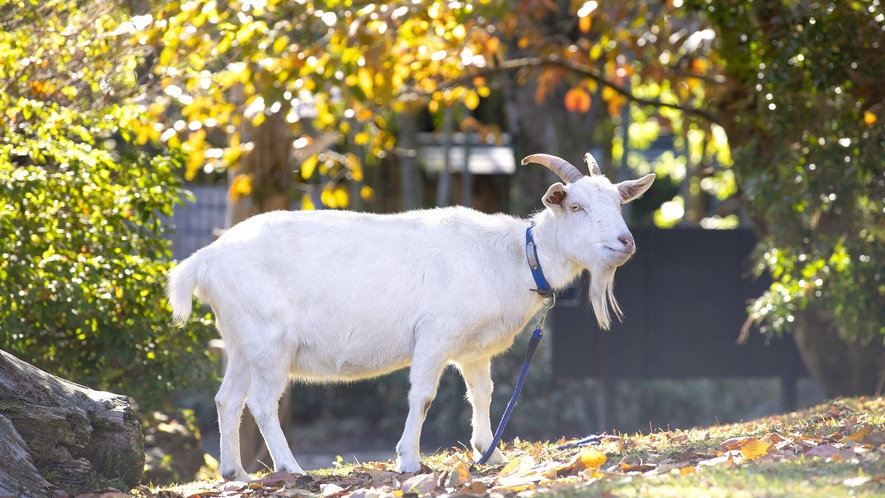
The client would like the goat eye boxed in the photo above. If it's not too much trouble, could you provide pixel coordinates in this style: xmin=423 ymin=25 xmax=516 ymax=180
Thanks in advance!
xmin=570 ymin=203 xmax=581 ymax=212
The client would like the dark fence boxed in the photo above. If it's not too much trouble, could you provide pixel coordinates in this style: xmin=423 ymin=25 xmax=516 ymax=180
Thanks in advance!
xmin=551 ymin=228 xmax=809 ymax=431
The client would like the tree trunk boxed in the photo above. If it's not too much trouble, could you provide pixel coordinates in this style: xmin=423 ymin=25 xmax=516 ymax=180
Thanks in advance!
xmin=792 ymin=304 xmax=885 ymax=397
xmin=503 ymin=70 xmax=605 ymax=215
xmin=0 ymin=349 xmax=143 ymax=497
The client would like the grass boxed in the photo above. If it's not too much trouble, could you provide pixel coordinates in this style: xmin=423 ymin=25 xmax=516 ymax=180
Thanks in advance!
xmin=146 ymin=397 xmax=885 ymax=497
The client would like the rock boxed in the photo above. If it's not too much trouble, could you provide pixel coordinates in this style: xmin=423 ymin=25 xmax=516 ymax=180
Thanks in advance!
xmin=0 ymin=349 xmax=144 ymax=497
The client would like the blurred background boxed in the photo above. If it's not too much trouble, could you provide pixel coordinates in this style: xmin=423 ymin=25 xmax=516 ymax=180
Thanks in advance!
xmin=2 ymin=0 xmax=883 ymax=482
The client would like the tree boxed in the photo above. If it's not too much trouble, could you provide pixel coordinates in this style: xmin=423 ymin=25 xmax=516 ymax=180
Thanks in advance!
xmin=0 ymin=0 xmax=217 ymax=408
xmin=700 ymin=0 xmax=885 ymax=395
xmin=141 ymin=0 xmax=885 ymax=395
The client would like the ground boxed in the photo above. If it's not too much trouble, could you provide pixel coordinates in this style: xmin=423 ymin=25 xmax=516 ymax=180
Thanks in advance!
xmin=96 ymin=397 xmax=885 ymax=497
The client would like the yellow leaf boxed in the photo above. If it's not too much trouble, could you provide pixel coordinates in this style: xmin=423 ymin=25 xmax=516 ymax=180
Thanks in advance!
xmin=846 ymin=427 xmax=873 ymax=442
xmin=677 ymin=466 xmax=696 ymax=476
xmin=864 ymin=111 xmax=877 ymax=126
xmin=740 ymin=439 xmax=772 ymax=460
xmin=301 ymin=155 xmax=318 ymax=180
xmin=228 ymin=173 xmax=252 ymax=201
xmin=321 ymin=187 xmax=337 ymax=208
xmin=354 ymin=132 xmax=370 ymax=145
xmin=464 ymin=90 xmax=480 ymax=110
xmin=579 ymin=448 xmax=606 ymax=469
xmin=115 ymin=287 xmax=123 ymax=299
xmin=497 ymin=456 xmax=522 ymax=476
xmin=360 ymin=185 xmax=374 ymax=200
xmin=301 ymin=194 xmax=315 ymax=210
xmin=358 ymin=67 xmax=374 ymax=99
xmin=334 ymin=186 xmax=349 ymax=208
xmin=272 ymin=35 xmax=289 ymax=54
xmin=579 ymin=15 xmax=592 ymax=33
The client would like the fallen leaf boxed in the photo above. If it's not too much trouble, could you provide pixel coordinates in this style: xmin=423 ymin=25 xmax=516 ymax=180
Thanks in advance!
xmin=580 ymin=448 xmax=607 ymax=469
xmin=347 ymin=490 xmax=382 ymax=498
xmin=698 ymin=452 xmax=734 ymax=467
xmin=445 ymin=459 xmax=471 ymax=488
xmin=400 ymin=473 xmax=438 ymax=494
xmin=364 ymin=469 xmax=401 ymax=483
xmin=578 ymin=469 xmax=606 ymax=480
xmin=760 ymin=433 xmax=785 ymax=444
xmin=554 ymin=454 xmax=584 ymax=475
xmin=221 ymin=481 xmax=248 ymax=492
xmin=321 ymin=484 xmax=345 ymax=496
xmin=740 ymin=439 xmax=773 ymax=460
xmin=74 ymin=489 xmax=127 ymax=498
xmin=805 ymin=444 xmax=839 ymax=458
xmin=250 ymin=471 xmax=300 ymax=488
xmin=843 ymin=476 xmax=873 ymax=487
xmin=620 ymin=462 xmax=656 ymax=473
xmin=721 ymin=436 xmax=753 ymax=451
xmin=863 ymin=431 xmax=885 ymax=446
xmin=846 ymin=427 xmax=873 ymax=442
xmin=465 ymin=480 xmax=487 ymax=494
xmin=497 ymin=456 xmax=522 ymax=477
xmin=830 ymin=449 xmax=858 ymax=462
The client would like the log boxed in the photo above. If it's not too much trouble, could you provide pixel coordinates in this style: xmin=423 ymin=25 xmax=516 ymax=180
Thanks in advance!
xmin=0 ymin=349 xmax=144 ymax=497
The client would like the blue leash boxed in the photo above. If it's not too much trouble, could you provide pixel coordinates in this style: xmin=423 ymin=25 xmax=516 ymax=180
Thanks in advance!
xmin=476 ymin=226 xmax=555 ymax=465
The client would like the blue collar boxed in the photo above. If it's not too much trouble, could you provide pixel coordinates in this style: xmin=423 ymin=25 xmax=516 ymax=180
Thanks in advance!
xmin=525 ymin=226 xmax=553 ymax=297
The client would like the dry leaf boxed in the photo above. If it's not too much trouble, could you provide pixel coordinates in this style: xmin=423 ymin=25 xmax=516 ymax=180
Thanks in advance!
xmin=740 ymin=439 xmax=773 ymax=460
xmin=863 ymin=431 xmax=885 ymax=445
xmin=677 ymin=466 xmax=696 ymax=476
xmin=721 ymin=436 xmax=753 ymax=451
xmin=620 ymin=462 xmax=656 ymax=473
xmin=321 ymin=484 xmax=346 ymax=496
xmin=465 ymin=480 xmax=487 ymax=494
xmin=580 ymin=448 xmax=607 ymax=469
xmin=846 ymin=427 xmax=873 ymax=442
xmin=250 ymin=471 xmax=300 ymax=488
xmin=400 ymin=473 xmax=438 ymax=494
xmin=497 ymin=456 xmax=523 ymax=477
xmin=805 ymin=444 xmax=839 ymax=458
xmin=444 ymin=459 xmax=471 ymax=488
xmin=364 ymin=469 xmax=401 ymax=483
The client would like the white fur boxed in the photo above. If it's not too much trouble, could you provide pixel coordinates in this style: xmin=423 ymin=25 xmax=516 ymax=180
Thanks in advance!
xmin=167 ymin=173 xmax=653 ymax=481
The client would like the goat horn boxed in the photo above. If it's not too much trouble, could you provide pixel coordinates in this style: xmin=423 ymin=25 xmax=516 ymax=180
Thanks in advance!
xmin=521 ymin=154 xmax=584 ymax=184
xmin=584 ymin=152 xmax=603 ymax=177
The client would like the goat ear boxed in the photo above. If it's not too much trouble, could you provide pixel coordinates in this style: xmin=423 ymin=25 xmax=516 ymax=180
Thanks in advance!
xmin=542 ymin=183 xmax=568 ymax=209
xmin=618 ymin=173 xmax=656 ymax=204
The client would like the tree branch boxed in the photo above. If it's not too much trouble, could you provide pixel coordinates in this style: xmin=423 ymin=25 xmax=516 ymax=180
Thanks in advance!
xmin=403 ymin=54 xmax=720 ymax=124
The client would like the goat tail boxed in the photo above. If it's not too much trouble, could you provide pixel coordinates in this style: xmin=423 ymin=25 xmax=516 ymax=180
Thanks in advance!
xmin=167 ymin=255 xmax=200 ymax=325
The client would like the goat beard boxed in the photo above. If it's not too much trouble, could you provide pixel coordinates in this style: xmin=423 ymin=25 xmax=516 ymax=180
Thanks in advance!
xmin=588 ymin=261 xmax=622 ymax=330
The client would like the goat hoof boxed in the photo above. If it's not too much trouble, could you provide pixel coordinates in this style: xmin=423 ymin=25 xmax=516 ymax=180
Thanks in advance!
xmin=221 ymin=468 xmax=250 ymax=482
xmin=395 ymin=456 xmax=421 ymax=473
xmin=481 ymin=448 xmax=508 ymax=466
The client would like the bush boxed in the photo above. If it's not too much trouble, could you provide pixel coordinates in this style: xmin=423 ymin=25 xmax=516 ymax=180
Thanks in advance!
xmin=0 ymin=2 xmax=216 ymax=409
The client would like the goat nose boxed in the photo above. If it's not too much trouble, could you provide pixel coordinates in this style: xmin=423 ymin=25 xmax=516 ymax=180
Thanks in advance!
xmin=619 ymin=234 xmax=635 ymax=252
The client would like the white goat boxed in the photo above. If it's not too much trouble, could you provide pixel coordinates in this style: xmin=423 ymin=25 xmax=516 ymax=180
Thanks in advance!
xmin=167 ymin=153 xmax=654 ymax=481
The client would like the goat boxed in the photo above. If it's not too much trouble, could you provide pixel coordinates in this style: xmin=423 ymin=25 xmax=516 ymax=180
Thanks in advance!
xmin=167 ymin=153 xmax=654 ymax=481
